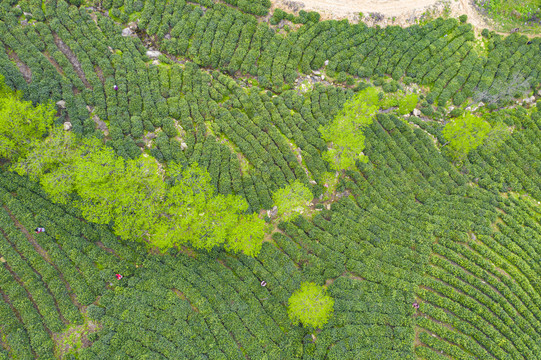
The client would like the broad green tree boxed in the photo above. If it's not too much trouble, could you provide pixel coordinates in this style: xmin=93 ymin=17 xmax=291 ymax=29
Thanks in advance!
xmin=11 ymin=126 xmax=104 ymax=204
xmin=271 ymin=180 xmax=313 ymax=221
xmin=14 ymin=128 xmax=264 ymax=256
xmin=442 ymin=112 xmax=491 ymax=159
xmin=398 ymin=93 xmax=419 ymax=115
xmin=149 ymin=162 xmax=265 ymax=256
xmin=319 ymin=87 xmax=379 ymax=171
xmin=0 ymin=75 xmax=55 ymax=161
xmin=288 ymin=282 xmax=334 ymax=329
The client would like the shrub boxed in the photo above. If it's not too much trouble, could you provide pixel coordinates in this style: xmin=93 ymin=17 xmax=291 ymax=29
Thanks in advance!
xmin=287 ymin=282 xmax=334 ymax=329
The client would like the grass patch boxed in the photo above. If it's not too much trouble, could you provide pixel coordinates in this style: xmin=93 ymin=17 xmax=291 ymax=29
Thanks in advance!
xmin=475 ymin=0 xmax=541 ymax=34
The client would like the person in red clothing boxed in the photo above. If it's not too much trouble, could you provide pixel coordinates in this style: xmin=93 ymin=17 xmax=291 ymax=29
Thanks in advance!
xmin=35 ymin=227 xmax=45 ymax=233
xmin=115 ymin=274 xmax=123 ymax=280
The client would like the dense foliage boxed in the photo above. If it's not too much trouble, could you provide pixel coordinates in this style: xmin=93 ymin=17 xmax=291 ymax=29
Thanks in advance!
xmin=287 ymin=282 xmax=334 ymax=329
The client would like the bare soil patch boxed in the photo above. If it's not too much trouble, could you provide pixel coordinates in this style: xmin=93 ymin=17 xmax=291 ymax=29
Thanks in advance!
xmin=273 ymin=0 xmax=441 ymax=21
xmin=271 ymin=0 xmax=535 ymax=36
xmin=53 ymin=311 xmax=100 ymax=358
xmin=52 ymin=32 xmax=93 ymax=89
xmin=43 ymin=51 xmax=65 ymax=77
xmin=3 ymin=205 xmax=83 ymax=310
xmin=5 ymin=47 xmax=31 ymax=83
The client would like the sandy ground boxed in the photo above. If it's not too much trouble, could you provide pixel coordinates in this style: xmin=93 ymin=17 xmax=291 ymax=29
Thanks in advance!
xmin=274 ymin=0 xmax=442 ymax=19
xmin=272 ymin=0 xmax=505 ymax=34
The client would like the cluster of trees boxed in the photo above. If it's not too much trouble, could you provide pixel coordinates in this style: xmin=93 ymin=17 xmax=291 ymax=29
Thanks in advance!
xmin=319 ymin=87 xmax=379 ymax=171
xmin=11 ymin=126 xmax=266 ymax=256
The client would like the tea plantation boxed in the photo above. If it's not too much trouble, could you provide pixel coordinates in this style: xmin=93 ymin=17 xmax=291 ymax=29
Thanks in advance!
xmin=0 ymin=0 xmax=540 ymax=359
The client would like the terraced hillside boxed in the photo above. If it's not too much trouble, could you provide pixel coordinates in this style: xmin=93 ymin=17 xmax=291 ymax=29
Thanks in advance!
xmin=0 ymin=0 xmax=540 ymax=359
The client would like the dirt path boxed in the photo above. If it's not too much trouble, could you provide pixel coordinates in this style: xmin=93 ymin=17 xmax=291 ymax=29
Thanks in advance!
xmin=272 ymin=0 xmax=539 ymax=36
xmin=273 ymin=0 xmax=440 ymax=20
xmin=3 ymin=205 xmax=84 ymax=311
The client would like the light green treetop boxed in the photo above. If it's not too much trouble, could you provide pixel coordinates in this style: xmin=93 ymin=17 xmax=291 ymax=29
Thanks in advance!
xmin=149 ymin=162 xmax=265 ymax=256
xmin=287 ymin=282 xmax=335 ymax=329
xmin=319 ymin=87 xmax=379 ymax=171
xmin=442 ymin=112 xmax=491 ymax=159
xmin=14 ymin=128 xmax=265 ymax=257
xmin=0 ymin=76 xmax=56 ymax=161
xmin=271 ymin=180 xmax=313 ymax=221
xmin=398 ymin=93 xmax=419 ymax=115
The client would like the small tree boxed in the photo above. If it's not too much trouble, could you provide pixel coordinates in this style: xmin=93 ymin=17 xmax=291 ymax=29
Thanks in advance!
xmin=319 ymin=87 xmax=379 ymax=171
xmin=0 ymin=75 xmax=55 ymax=161
xmin=442 ymin=112 xmax=491 ymax=159
xmin=288 ymin=282 xmax=334 ymax=329
xmin=271 ymin=180 xmax=313 ymax=221
xmin=398 ymin=93 xmax=419 ymax=115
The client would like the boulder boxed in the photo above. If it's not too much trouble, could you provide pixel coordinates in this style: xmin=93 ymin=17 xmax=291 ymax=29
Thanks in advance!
xmin=412 ymin=108 xmax=421 ymax=117
xmin=524 ymin=96 xmax=536 ymax=104
xmin=478 ymin=101 xmax=485 ymax=107
xmin=21 ymin=19 xmax=28 ymax=26
xmin=309 ymin=180 xmax=317 ymax=185
xmin=164 ymin=34 xmax=172 ymax=40
xmin=63 ymin=122 xmax=72 ymax=131
xmin=312 ymin=70 xmax=321 ymax=75
xmin=152 ymin=59 xmax=160 ymax=66
xmin=146 ymin=50 xmax=161 ymax=58
xmin=324 ymin=60 xmax=329 ymax=66
xmin=269 ymin=206 xmax=278 ymax=218
xmin=122 ymin=28 xmax=133 ymax=37
xmin=23 ymin=12 xmax=32 ymax=17
xmin=180 ymin=142 xmax=188 ymax=150
xmin=56 ymin=100 xmax=66 ymax=108
xmin=93 ymin=115 xmax=109 ymax=135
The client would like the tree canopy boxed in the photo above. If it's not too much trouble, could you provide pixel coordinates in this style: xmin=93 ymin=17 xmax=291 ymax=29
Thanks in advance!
xmin=271 ymin=180 xmax=313 ymax=221
xmin=13 ymin=127 xmax=265 ymax=257
xmin=0 ymin=75 xmax=56 ymax=161
xmin=442 ymin=112 xmax=492 ymax=159
xmin=287 ymin=282 xmax=335 ymax=329
xmin=319 ymin=87 xmax=379 ymax=171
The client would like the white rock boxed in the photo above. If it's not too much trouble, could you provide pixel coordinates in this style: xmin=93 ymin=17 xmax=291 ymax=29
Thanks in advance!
xmin=63 ymin=122 xmax=72 ymax=131
xmin=56 ymin=100 xmax=66 ymax=108
xmin=146 ymin=50 xmax=161 ymax=58
xmin=321 ymin=75 xmax=325 ymax=80
xmin=180 ymin=142 xmax=188 ymax=150
xmin=122 ymin=28 xmax=133 ymax=37
xmin=268 ymin=206 xmax=278 ymax=218
xmin=309 ymin=180 xmax=317 ymax=185
xmin=524 ymin=96 xmax=536 ymax=104
xmin=152 ymin=59 xmax=160 ymax=66
xmin=538 ymin=90 xmax=541 ymax=96
xmin=478 ymin=101 xmax=485 ymax=107
xmin=413 ymin=108 xmax=421 ymax=117
xmin=324 ymin=60 xmax=329 ymax=66
xmin=23 ymin=12 xmax=32 ymax=17
xmin=312 ymin=70 xmax=321 ymax=75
